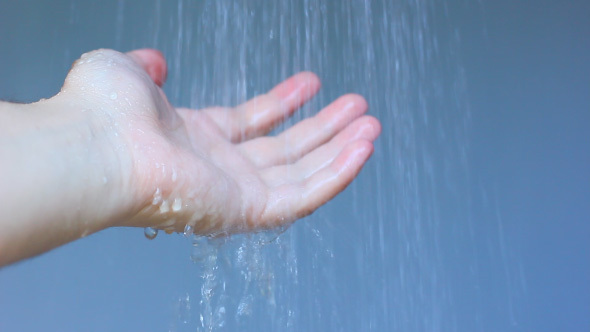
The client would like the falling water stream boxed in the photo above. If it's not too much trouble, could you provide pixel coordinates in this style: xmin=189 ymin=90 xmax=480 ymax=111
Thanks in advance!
xmin=0 ymin=1 xmax=524 ymax=331
xmin=123 ymin=1 xmax=513 ymax=331
xmin=133 ymin=1 xmax=482 ymax=331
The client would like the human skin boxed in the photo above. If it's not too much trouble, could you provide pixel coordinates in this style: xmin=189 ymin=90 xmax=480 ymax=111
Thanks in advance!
xmin=0 ymin=49 xmax=381 ymax=267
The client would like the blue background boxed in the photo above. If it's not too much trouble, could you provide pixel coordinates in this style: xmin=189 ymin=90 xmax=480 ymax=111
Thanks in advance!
xmin=0 ymin=0 xmax=588 ymax=331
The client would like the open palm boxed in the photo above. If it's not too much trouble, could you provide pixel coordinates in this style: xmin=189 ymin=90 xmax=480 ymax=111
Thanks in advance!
xmin=66 ymin=49 xmax=380 ymax=236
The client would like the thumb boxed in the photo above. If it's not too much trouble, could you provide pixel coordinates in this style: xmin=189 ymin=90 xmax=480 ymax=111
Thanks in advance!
xmin=126 ymin=49 xmax=168 ymax=87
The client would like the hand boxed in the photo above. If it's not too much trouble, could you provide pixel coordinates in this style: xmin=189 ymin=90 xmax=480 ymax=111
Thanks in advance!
xmin=60 ymin=49 xmax=381 ymax=235
xmin=0 ymin=48 xmax=381 ymax=265
xmin=63 ymin=49 xmax=381 ymax=235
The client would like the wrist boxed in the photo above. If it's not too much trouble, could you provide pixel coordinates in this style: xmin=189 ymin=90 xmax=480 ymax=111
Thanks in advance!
xmin=0 ymin=96 xmax=134 ymax=264
xmin=44 ymin=94 xmax=138 ymax=228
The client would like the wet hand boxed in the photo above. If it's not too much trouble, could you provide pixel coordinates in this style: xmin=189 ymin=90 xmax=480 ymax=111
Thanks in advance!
xmin=64 ymin=49 xmax=381 ymax=235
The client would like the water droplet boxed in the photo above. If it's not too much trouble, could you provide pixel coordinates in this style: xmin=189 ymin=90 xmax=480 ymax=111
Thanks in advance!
xmin=144 ymin=227 xmax=158 ymax=240
xmin=152 ymin=188 xmax=162 ymax=205
xmin=110 ymin=92 xmax=118 ymax=100
xmin=160 ymin=200 xmax=170 ymax=213
xmin=172 ymin=198 xmax=182 ymax=212
xmin=183 ymin=224 xmax=193 ymax=237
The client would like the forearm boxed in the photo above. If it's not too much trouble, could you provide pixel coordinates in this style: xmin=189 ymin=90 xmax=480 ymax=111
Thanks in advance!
xmin=0 ymin=98 xmax=132 ymax=266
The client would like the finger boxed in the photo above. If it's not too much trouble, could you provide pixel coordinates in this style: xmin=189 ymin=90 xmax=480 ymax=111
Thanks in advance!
xmin=203 ymin=72 xmax=321 ymax=142
xmin=239 ymin=94 xmax=369 ymax=168
xmin=260 ymin=140 xmax=374 ymax=227
xmin=126 ymin=49 xmax=168 ymax=87
xmin=260 ymin=116 xmax=381 ymax=187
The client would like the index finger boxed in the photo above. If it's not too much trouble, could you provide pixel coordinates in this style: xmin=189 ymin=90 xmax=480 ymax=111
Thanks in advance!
xmin=203 ymin=72 xmax=321 ymax=142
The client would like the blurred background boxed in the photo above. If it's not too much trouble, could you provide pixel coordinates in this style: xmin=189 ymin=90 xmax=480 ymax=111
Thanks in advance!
xmin=0 ymin=0 xmax=588 ymax=331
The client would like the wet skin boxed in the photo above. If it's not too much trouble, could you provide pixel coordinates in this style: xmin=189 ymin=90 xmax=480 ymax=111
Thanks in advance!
xmin=0 ymin=49 xmax=381 ymax=266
